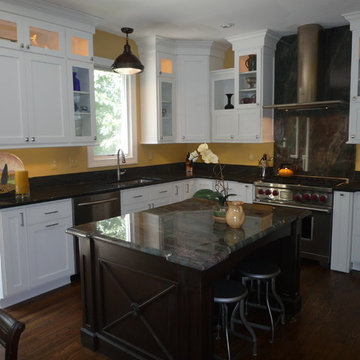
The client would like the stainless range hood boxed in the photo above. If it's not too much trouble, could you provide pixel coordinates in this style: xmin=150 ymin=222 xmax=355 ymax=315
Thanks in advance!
xmin=264 ymin=24 xmax=347 ymax=111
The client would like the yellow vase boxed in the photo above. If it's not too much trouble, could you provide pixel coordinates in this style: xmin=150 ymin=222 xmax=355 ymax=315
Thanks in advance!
xmin=225 ymin=201 xmax=245 ymax=229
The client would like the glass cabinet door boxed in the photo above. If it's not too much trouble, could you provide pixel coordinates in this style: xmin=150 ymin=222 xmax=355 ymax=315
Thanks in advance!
xmin=71 ymin=64 xmax=95 ymax=141
xmin=0 ymin=13 xmax=22 ymax=49
xmin=66 ymin=30 xmax=93 ymax=61
xmin=159 ymin=77 xmax=175 ymax=140
xmin=238 ymin=53 xmax=257 ymax=106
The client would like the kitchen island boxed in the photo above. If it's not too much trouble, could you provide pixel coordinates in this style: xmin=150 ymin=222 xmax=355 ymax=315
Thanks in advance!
xmin=67 ymin=199 xmax=308 ymax=360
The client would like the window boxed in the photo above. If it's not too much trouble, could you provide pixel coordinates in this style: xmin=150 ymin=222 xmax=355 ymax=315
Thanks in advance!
xmin=87 ymin=57 xmax=137 ymax=167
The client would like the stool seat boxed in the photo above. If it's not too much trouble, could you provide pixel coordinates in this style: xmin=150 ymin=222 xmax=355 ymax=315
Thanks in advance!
xmin=214 ymin=279 xmax=247 ymax=303
xmin=238 ymin=261 xmax=280 ymax=279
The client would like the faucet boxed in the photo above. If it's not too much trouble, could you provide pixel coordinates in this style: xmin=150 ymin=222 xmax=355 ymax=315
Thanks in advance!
xmin=259 ymin=154 xmax=268 ymax=179
xmin=117 ymin=148 xmax=127 ymax=181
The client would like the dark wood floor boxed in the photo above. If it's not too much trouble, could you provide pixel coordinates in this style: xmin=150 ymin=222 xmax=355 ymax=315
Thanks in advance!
xmin=6 ymin=261 xmax=360 ymax=360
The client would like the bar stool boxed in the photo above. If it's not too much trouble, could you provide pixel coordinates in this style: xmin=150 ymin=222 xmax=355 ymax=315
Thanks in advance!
xmin=234 ymin=261 xmax=285 ymax=344
xmin=214 ymin=279 xmax=257 ymax=360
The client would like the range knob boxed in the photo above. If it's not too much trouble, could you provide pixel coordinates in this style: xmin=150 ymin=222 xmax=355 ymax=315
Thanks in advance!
xmin=272 ymin=190 xmax=279 ymax=196
xmin=303 ymin=193 xmax=311 ymax=201
xmin=319 ymin=195 xmax=327 ymax=203
xmin=258 ymin=189 xmax=264 ymax=195
xmin=265 ymin=189 xmax=272 ymax=195
xmin=311 ymin=194 xmax=319 ymax=201
xmin=294 ymin=194 xmax=302 ymax=202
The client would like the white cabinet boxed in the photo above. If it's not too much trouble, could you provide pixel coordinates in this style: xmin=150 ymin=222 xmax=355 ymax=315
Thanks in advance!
xmin=176 ymin=45 xmax=212 ymax=143
xmin=331 ymin=191 xmax=354 ymax=273
xmin=69 ymin=61 xmax=96 ymax=144
xmin=173 ymin=179 xmax=195 ymax=203
xmin=0 ymin=199 xmax=74 ymax=307
xmin=227 ymin=181 xmax=254 ymax=203
xmin=351 ymin=192 xmax=360 ymax=270
xmin=0 ymin=6 xmax=95 ymax=148
xmin=121 ymin=183 xmax=174 ymax=215
xmin=140 ymin=37 xmax=176 ymax=144
xmin=0 ymin=48 xmax=68 ymax=147
xmin=223 ymin=30 xmax=279 ymax=143
xmin=344 ymin=12 xmax=360 ymax=143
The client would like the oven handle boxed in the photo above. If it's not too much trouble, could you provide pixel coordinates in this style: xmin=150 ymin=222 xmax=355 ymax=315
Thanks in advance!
xmin=253 ymin=200 xmax=332 ymax=214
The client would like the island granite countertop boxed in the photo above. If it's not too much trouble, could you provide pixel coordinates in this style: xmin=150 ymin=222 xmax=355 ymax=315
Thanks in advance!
xmin=67 ymin=198 xmax=310 ymax=270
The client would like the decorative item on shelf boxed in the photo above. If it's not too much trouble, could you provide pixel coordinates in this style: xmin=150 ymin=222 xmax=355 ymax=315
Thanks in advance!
xmin=246 ymin=76 xmax=256 ymax=89
xmin=251 ymin=94 xmax=256 ymax=103
xmin=225 ymin=201 xmax=245 ymax=229
xmin=224 ymin=93 xmax=234 ymax=109
xmin=80 ymin=106 xmax=88 ymax=112
xmin=15 ymin=170 xmax=30 ymax=199
xmin=245 ymin=54 xmax=256 ymax=71
xmin=73 ymin=72 xmax=80 ymax=91
xmin=241 ymin=97 xmax=253 ymax=104
xmin=278 ymin=163 xmax=294 ymax=177
xmin=185 ymin=153 xmax=194 ymax=176
xmin=111 ymin=27 xmax=144 ymax=75
xmin=0 ymin=153 xmax=24 ymax=195
xmin=192 ymin=144 xmax=236 ymax=223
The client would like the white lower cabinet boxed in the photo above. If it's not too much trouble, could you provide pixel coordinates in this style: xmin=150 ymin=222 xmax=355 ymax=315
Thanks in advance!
xmin=0 ymin=199 xmax=74 ymax=307
xmin=351 ymin=192 xmax=360 ymax=270
xmin=331 ymin=191 xmax=354 ymax=273
xmin=227 ymin=181 xmax=254 ymax=204
xmin=173 ymin=179 xmax=195 ymax=203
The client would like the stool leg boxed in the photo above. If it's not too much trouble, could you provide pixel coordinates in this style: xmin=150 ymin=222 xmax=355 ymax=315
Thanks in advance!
xmin=222 ymin=304 xmax=231 ymax=360
xmin=271 ymin=277 xmax=286 ymax=325
xmin=265 ymin=280 xmax=275 ymax=343
xmin=239 ymin=299 xmax=257 ymax=357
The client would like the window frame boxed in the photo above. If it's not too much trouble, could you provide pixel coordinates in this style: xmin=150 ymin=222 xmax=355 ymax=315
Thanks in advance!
xmin=87 ymin=56 xmax=138 ymax=168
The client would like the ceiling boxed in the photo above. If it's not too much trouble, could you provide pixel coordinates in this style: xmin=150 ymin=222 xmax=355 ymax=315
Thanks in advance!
xmin=36 ymin=0 xmax=360 ymax=42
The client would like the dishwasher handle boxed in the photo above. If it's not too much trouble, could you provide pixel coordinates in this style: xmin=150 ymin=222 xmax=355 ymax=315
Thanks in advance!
xmin=76 ymin=197 xmax=120 ymax=207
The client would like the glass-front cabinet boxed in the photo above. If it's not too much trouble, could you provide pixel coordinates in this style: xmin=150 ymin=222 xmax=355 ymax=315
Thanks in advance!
xmin=69 ymin=62 xmax=96 ymax=143
xmin=66 ymin=29 xmax=93 ymax=62
xmin=238 ymin=53 xmax=258 ymax=106
xmin=159 ymin=78 xmax=175 ymax=140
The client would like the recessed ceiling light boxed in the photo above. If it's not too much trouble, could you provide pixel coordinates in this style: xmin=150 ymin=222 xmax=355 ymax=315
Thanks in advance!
xmin=220 ymin=23 xmax=234 ymax=29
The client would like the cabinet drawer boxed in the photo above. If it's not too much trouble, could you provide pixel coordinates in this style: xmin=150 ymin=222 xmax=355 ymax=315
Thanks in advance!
xmin=26 ymin=199 xmax=71 ymax=225
xmin=149 ymin=184 xmax=173 ymax=200
xmin=121 ymin=188 xmax=149 ymax=205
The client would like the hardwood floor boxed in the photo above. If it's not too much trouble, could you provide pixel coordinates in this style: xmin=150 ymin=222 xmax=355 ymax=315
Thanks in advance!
xmin=6 ymin=261 xmax=360 ymax=360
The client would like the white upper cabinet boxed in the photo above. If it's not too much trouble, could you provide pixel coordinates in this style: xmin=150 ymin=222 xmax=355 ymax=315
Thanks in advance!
xmin=0 ymin=2 xmax=96 ymax=148
xmin=139 ymin=37 xmax=177 ymax=144
xmin=219 ymin=30 xmax=279 ymax=143
xmin=344 ymin=12 xmax=360 ymax=143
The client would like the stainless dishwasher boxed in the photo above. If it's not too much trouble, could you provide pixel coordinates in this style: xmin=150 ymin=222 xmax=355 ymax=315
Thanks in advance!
xmin=72 ymin=191 xmax=121 ymax=278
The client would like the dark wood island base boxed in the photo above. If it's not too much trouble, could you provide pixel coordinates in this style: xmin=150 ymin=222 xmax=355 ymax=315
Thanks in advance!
xmin=68 ymin=200 xmax=306 ymax=360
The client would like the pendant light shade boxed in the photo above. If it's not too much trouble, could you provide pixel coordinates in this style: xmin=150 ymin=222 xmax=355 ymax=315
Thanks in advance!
xmin=111 ymin=27 xmax=144 ymax=75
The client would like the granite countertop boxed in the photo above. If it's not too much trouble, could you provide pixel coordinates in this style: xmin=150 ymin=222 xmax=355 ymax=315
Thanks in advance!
xmin=67 ymin=198 xmax=310 ymax=271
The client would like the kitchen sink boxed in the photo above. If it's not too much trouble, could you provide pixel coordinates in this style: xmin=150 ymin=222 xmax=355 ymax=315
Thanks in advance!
xmin=114 ymin=177 xmax=161 ymax=187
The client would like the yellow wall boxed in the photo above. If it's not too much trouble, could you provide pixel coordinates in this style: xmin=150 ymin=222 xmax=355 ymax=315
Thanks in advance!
xmin=4 ymin=30 xmax=359 ymax=176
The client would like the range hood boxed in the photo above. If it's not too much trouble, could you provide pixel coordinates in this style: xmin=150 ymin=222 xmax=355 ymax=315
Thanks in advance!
xmin=264 ymin=24 xmax=347 ymax=111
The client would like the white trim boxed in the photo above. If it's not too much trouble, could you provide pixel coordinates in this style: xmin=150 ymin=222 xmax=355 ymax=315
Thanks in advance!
xmin=87 ymin=57 xmax=138 ymax=168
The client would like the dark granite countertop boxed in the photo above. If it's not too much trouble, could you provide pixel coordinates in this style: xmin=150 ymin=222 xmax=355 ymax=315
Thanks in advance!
xmin=67 ymin=198 xmax=310 ymax=271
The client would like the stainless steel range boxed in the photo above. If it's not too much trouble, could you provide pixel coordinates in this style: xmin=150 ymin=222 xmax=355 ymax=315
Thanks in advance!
xmin=253 ymin=176 xmax=348 ymax=266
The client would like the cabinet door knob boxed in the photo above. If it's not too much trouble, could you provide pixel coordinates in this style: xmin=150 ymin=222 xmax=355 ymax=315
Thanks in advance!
xmin=255 ymin=135 xmax=259 ymax=139
xmin=230 ymin=135 xmax=234 ymax=139
xmin=182 ymin=136 xmax=185 ymax=140
xmin=20 ymin=43 xmax=24 ymax=48
xmin=26 ymin=44 xmax=30 ymax=49
xmin=351 ymin=134 xmax=355 ymax=139
xmin=31 ymin=137 xmax=35 ymax=142
xmin=93 ymin=136 xmax=97 ymax=141
xmin=353 ymin=96 xmax=357 ymax=101
xmin=25 ymin=137 xmax=29 ymax=142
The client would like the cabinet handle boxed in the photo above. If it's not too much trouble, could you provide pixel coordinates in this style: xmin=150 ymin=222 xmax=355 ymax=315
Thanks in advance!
xmin=25 ymin=137 xmax=29 ymax=142
xmin=245 ymin=185 xmax=249 ymax=188
xmin=351 ymin=134 xmax=355 ymax=139
xmin=353 ymin=96 xmax=357 ymax=101
xmin=45 ymin=222 xmax=59 ymax=228
xmin=159 ymin=71 xmax=162 ymax=75
xmin=152 ymin=203 xmax=155 ymax=208
xmin=77 ymin=197 xmax=119 ymax=206
xmin=90 ymin=57 xmax=94 ymax=61
xmin=230 ymin=135 xmax=234 ymax=139
xmin=20 ymin=43 xmax=24 ymax=48
xmin=182 ymin=136 xmax=185 ymax=140
xmin=159 ymin=190 xmax=168 ymax=194
xmin=148 ymin=203 xmax=152 ymax=209
xmin=93 ymin=136 xmax=97 ymax=141
xmin=340 ymin=193 xmax=344 ymax=197
xmin=175 ymin=185 xmax=179 ymax=196
xmin=133 ymin=195 xmax=143 ymax=199
xmin=20 ymin=212 xmax=24 ymax=227
xmin=44 ymin=210 xmax=59 ymax=215
xmin=186 ymin=184 xmax=190 ymax=193
xmin=26 ymin=44 xmax=30 ymax=49
xmin=255 ymin=135 xmax=259 ymax=139
xmin=31 ymin=137 xmax=35 ymax=142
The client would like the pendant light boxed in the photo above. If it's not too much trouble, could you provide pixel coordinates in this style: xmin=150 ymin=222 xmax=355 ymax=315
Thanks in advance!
xmin=111 ymin=27 xmax=144 ymax=75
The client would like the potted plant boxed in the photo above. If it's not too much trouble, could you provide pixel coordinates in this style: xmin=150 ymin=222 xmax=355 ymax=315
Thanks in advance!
xmin=191 ymin=144 xmax=235 ymax=222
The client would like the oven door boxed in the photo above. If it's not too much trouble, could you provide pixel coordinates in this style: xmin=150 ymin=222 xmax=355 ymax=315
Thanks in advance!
xmin=300 ymin=210 xmax=332 ymax=266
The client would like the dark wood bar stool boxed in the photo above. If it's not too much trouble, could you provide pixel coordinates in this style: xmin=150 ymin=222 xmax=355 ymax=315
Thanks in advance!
xmin=234 ymin=261 xmax=285 ymax=344
xmin=214 ymin=279 xmax=257 ymax=360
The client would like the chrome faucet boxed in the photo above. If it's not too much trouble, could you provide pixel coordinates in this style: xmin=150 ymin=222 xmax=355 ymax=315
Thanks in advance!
xmin=259 ymin=154 xmax=268 ymax=179
xmin=117 ymin=148 xmax=127 ymax=181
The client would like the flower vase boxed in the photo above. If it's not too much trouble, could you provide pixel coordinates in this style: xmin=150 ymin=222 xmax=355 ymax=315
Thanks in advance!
xmin=225 ymin=201 xmax=245 ymax=229
xmin=224 ymin=93 xmax=234 ymax=109
xmin=213 ymin=204 xmax=228 ymax=223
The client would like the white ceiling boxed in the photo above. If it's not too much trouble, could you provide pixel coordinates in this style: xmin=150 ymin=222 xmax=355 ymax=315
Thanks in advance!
xmin=36 ymin=0 xmax=360 ymax=42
